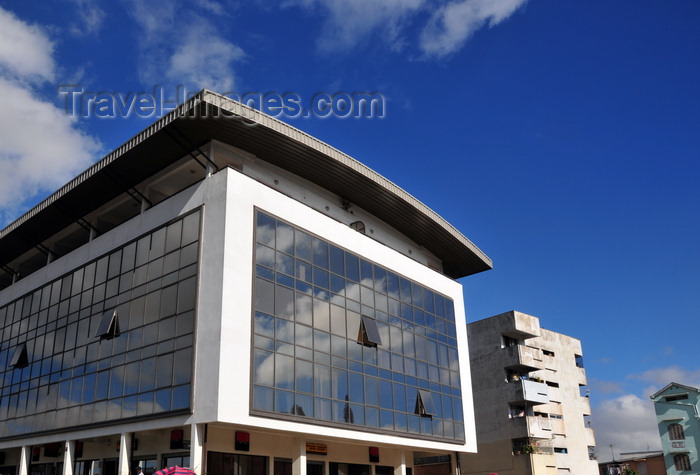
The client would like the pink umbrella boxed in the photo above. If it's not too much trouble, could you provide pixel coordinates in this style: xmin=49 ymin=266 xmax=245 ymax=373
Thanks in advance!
xmin=152 ymin=467 xmax=196 ymax=475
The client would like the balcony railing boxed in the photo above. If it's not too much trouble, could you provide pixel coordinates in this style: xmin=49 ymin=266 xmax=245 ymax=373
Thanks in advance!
xmin=503 ymin=344 xmax=544 ymax=371
xmin=506 ymin=379 xmax=550 ymax=405
xmin=510 ymin=415 xmax=553 ymax=439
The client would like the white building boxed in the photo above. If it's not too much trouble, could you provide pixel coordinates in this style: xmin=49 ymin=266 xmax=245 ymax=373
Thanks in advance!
xmin=462 ymin=311 xmax=597 ymax=475
xmin=0 ymin=92 xmax=492 ymax=475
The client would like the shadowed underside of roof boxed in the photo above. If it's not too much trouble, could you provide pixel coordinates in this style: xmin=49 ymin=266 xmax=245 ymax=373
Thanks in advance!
xmin=0 ymin=91 xmax=491 ymax=281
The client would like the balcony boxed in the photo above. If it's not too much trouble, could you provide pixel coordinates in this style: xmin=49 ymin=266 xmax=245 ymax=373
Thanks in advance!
xmin=509 ymin=415 xmax=553 ymax=439
xmin=506 ymin=379 xmax=550 ymax=405
xmin=670 ymin=441 xmax=688 ymax=453
xmin=502 ymin=344 xmax=544 ymax=372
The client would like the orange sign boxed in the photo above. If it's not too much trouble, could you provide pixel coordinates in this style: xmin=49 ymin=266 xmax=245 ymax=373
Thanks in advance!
xmin=306 ymin=443 xmax=328 ymax=455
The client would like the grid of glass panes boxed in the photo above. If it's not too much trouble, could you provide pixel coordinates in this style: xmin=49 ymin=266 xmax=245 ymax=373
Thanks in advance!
xmin=252 ymin=211 xmax=465 ymax=442
xmin=0 ymin=210 xmax=201 ymax=438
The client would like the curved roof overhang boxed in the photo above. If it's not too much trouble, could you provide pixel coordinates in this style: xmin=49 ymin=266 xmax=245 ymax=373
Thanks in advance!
xmin=0 ymin=90 xmax=491 ymax=279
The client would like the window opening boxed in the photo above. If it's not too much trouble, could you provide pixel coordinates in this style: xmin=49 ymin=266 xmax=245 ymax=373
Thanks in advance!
xmin=669 ymin=423 xmax=685 ymax=440
xmin=10 ymin=343 xmax=28 ymax=368
xmin=674 ymin=454 xmax=691 ymax=471
xmin=415 ymin=389 xmax=436 ymax=417
xmin=502 ymin=335 xmax=518 ymax=348
xmin=358 ymin=315 xmax=381 ymax=347
xmin=95 ymin=308 xmax=121 ymax=340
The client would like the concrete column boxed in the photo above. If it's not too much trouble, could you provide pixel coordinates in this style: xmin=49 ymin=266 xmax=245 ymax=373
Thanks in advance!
xmin=450 ymin=452 xmax=460 ymax=475
xmin=292 ymin=440 xmax=306 ymax=475
xmin=393 ymin=451 xmax=406 ymax=475
xmin=18 ymin=446 xmax=29 ymax=475
xmin=190 ymin=423 xmax=205 ymax=474
xmin=118 ymin=433 xmax=132 ymax=475
xmin=63 ymin=440 xmax=75 ymax=475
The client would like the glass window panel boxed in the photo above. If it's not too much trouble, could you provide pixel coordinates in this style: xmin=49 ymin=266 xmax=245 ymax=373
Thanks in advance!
xmin=254 ymin=278 xmax=275 ymax=315
xmin=144 ymin=290 xmax=161 ymax=325
xmin=294 ymin=229 xmax=311 ymax=261
xmin=172 ymin=384 xmax=190 ymax=410
xmin=275 ymin=389 xmax=294 ymax=414
xmin=313 ymin=330 xmax=330 ymax=354
xmin=295 ymin=323 xmax=312 ymax=349
xmin=108 ymin=365 xmax=124 ymax=398
xmin=294 ymin=393 xmax=313 ymax=417
xmin=331 ymin=335 xmax=346 ymax=357
xmin=276 ymin=318 xmax=294 ymax=343
xmin=156 ymin=353 xmax=174 ymax=388
xmin=313 ymin=299 xmax=330 ymax=332
xmin=330 ymin=305 xmax=346 ymax=337
xmin=122 ymin=242 xmax=137 ymax=272
xmin=163 ymin=251 xmax=180 ymax=276
xmin=314 ymin=397 xmax=331 ymax=420
xmin=276 ymin=252 xmax=294 ymax=276
xmin=254 ymin=312 xmax=275 ymax=337
xmin=313 ymin=267 xmax=329 ymax=290
xmin=329 ymin=245 xmax=344 ymax=275
xmin=314 ymin=364 xmax=331 ymax=397
xmin=434 ymin=294 xmax=445 ymax=317
xmin=181 ymin=210 xmax=200 ymax=246
xmin=364 ymin=376 xmax=379 ymax=406
xmin=161 ymin=285 xmax=178 ymax=318
xmin=150 ymin=228 xmax=166 ymax=260
xmin=295 ymin=260 xmax=312 ymax=283
xmin=123 ymin=361 xmax=140 ymax=395
xmin=275 ymin=286 xmax=294 ymax=320
xmin=275 ymin=221 xmax=294 ymax=255
xmin=379 ymin=379 xmax=393 ymax=410
xmin=349 ymin=372 xmax=364 ymax=404
xmin=180 ymin=242 xmax=199 ymax=268
xmin=256 ymin=244 xmax=275 ymax=269
xmin=331 ymin=368 xmax=348 ymax=400
xmin=173 ymin=349 xmax=191 ymax=385
xmin=345 ymin=311 xmax=361 ymax=340
xmin=275 ymin=354 xmax=294 ymax=390
xmin=177 ymin=277 xmax=197 ymax=313
xmin=107 ymin=250 xmax=122 ymax=280
xmin=381 ymin=410 xmax=394 ymax=429
xmin=312 ymin=239 xmax=329 ymax=269
xmin=294 ymin=293 xmax=312 ymax=326
xmin=295 ymin=360 xmax=313 ymax=394
xmin=253 ymin=349 xmax=274 ymax=386
xmin=345 ymin=254 xmax=359 ymax=282
xmin=165 ymin=220 xmax=183 ymax=254
xmin=345 ymin=280 xmax=360 ymax=303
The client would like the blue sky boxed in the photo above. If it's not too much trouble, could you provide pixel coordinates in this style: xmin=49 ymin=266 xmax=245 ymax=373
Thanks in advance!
xmin=1 ymin=0 xmax=699 ymax=461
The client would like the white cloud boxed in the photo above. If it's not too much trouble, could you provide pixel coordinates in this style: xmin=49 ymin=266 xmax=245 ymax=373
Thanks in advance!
xmin=0 ymin=8 xmax=56 ymax=82
xmin=283 ymin=0 xmax=526 ymax=57
xmin=420 ymin=0 xmax=527 ymax=58
xmin=167 ymin=22 xmax=245 ymax=93
xmin=126 ymin=0 xmax=244 ymax=92
xmin=591 ymin=394 xmax=662 ymax=462
xmin=289 ymin=0 xmax=426 ymax=52
xmin=630 ymin=365 xmax=700 ymax=396
xmin=69 ymin=0 xmax=106 ymax=36
xmin=0 ymin=7 xmax=101 ymax=225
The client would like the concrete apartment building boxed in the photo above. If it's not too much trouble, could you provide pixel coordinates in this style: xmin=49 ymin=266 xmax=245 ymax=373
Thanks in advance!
xmin=651 ymin=383 xmax=700 ymax=475
xmin=0 ymin=91 xmax=493 ymax=475
xmin=462 ymin=311 xmax=597 ymax=475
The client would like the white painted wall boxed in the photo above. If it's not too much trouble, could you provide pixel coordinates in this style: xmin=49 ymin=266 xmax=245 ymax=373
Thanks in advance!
xmin=202 ymin=167 xmax=476 ymax=453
